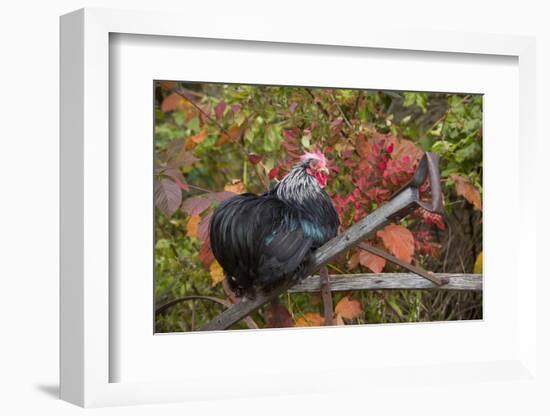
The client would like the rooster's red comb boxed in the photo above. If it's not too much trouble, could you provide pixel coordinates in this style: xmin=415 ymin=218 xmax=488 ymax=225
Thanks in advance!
xmin=300 ymin=150 xmax=327 ymax=165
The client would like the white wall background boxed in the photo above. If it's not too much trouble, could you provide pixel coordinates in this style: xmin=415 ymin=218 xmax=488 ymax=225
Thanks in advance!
xmin=0 ymin=1 xmax=547 ymax=414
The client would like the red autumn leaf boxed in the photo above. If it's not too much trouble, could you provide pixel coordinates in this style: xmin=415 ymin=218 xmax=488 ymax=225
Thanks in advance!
xmin=173 ymin=177 xmax=189 ymax=191
xmin=161 ymin=93 xmax=185 ymax=112
xmin=355 ymin=176 xmax=370 ymax=193
xmin=167 ymin=148 xmax=199 ymax=170
xmin=184 ymin=128 xmax=208 ymax=150
xmin=359 ymin=250 xmax=386 ymax=273
xmin=218 ymin=125 xmax=241 ymax=145
xmin=248 ymin=153 xmax=262 ymax=165
xmin=154 ymin=178 xmax=182 ymax=218
xmin=199 ymin=240 xmax=215 ymax=268
xmin=265 ymin=303 xmax=294 ymax=328
xmin=216 ymin=134 xmax=230 ymax=146
xmin=387 ymin=136 xmax=423 ymax=164
xmin=212 ymin=191 xmax=238 ymax=201
xmin=289 ymin=102 xmax=298 ymax=113
xmin=282 ymin=140 xmax=300 ymax=153
xmin=421 ymin=209 xmax=445 ymax=230
xmin=268 ymin=167 xmax=279 ymax=180
xmin=158 ymin=81 xmax=177 ymax=91
xmin=355 ymin=133 xmax=372 ymax=159
xmin=330 ymin=118 xmax=343 ymax=130
xmin=215 ymin=101 xmax=226 ymax=120
xmin=186 ymin=215 xmax=201 ymax=238
xmin=181 ymin=197 xmax=211 ymax=216
xmin=282 ymin=129 xmax=301 ymax=158
xmin=198 ymin=212 xmax=212 ymax=242
xmin=163 ymin=168 xmax=189 ymax=191
xmin=224 ymin=180 xmax=246 ymax=194
xmin=295 ymin=313 xmax=325 ymax=327
xmin=335 ymin=296 xmax=363 ymax=320
xmin=451 ymin=174 xmax=482 ymax=210
xmin=348 ymin=252 xmax=359 ymax=270
xmin=330 ymin=117 xmax=343 ymax=136
xmin=282 ymin=129 xmax=297 ymax=141
xmin=181 ymin=192 xmax=236 ymax=216
xmin=364 ymin=187 xmax=391 ymax=203
xmin=377 ymin=224 xmax=415 ymax=264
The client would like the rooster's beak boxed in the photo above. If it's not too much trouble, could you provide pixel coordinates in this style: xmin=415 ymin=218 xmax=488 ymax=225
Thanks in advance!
xmin=320 ymin=167 xmax=329 ymax=176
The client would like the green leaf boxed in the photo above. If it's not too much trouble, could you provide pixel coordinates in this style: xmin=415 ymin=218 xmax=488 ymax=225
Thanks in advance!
xmin=403 ymin=92 xmax=416 ymax=107
xmin=416 ymin=93 xmax=427 ymax=113
xmin=431 ymin=140 xmax=453 ymax=156
xmin=419 ymin=137 xmax=433 ymax=151
xmin=428 ymin=122 xmax=443 ymax=137
xmin=173 ymin=111 xmax=185 ymax=127
xmin=301 ymin=132 xmax=311 ymax=149
xmin=187 ymin=117 xmax=200 ymax=134
xmin=235 ymin=111 xmax=246 ymax=126
xmin=402 ymin=92 xmax=427 ymax=112
xmin=400 ymin=115 xmax=412 ymax=124
xmin=155 ymin=238 xmax=171 ymax=250
xmin=387 ymin=297 xmax=404 ymax=318
xmin=455 ymin=142 xmax=481 ymax=162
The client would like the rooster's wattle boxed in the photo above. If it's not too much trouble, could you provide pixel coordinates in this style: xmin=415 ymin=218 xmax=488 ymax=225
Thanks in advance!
xmin=209 ymin=151 xmax=339 ymax=297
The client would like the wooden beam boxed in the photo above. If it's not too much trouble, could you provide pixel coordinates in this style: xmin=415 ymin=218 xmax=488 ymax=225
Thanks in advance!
xmin=289 ymin=273 xmax=482 ymax=292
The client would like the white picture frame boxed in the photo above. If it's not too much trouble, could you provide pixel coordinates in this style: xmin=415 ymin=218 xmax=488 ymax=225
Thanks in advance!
xmin=60 ymin=7 xmax=538 ymax=408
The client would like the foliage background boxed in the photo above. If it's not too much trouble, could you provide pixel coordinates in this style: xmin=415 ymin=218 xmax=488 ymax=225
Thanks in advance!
xmin=154 ymin=81 xmax=483 ymax=332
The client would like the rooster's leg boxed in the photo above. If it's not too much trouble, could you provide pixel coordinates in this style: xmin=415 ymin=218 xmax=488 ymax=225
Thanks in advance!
xmin=320 ymin=266 xmax=333 ymax=325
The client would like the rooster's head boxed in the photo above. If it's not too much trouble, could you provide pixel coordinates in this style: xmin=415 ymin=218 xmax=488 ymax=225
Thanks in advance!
xmin=300 ymin=150 xmax=329 ymax=188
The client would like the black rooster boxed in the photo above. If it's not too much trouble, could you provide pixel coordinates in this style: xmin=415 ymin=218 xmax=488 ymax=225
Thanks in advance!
xmin=209 ymin=151 xmax=339 ymax=297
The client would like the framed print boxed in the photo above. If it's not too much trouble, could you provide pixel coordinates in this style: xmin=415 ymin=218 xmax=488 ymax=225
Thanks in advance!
xmin=60 ymin=7 xmax=538 ymax=408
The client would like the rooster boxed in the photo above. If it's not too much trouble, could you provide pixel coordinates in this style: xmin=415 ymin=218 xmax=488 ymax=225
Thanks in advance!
xmin=209 ymin=150 xmax=339 ymax=297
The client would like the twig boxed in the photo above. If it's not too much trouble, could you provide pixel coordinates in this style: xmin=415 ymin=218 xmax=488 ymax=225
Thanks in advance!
xmin=426 ymin=109 xmax=450 ymax=135
xmin=357 ymin=242 xmax=449 ymax=286
xmin=305 ymin=88 xmax=330 ymax=119
xmin=351 ymin=92 xmax=362 ymax=120
xmin=240 ymin=114 xmax=270 ymax=191
xmin=442 ymin=217 xmax=453 ymax=272
xmin=155 ymin=295 xmax=258 ymax=330
xmin=187 ymin=183 xmax=213 ymax=193
xmin=171 ymin=88 xmax=231 ymax=136
xmin=330 ymin=94 xmax=353 ymax=129
xmin=426 ymin=95 xmax=471 ymax=135
xmin=327 ymin=263 xmax=345 ymax=274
